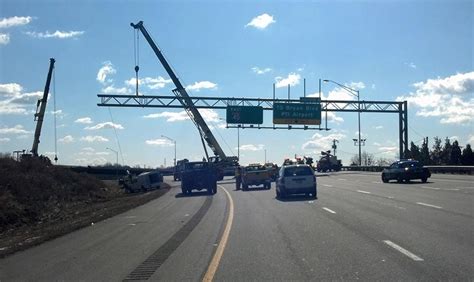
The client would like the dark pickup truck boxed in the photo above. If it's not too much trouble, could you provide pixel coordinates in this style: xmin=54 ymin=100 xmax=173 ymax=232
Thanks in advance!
xmin=181 ymin=161 xmax=218 ymax=195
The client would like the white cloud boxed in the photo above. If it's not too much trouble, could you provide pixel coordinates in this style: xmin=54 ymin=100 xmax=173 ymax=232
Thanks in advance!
xmin=143 ymin=109 xmax=221 ymax=123
xmin=326 ymin=112 xmax=344 ymax=124
xmin=275 ymin=73 xmax=301 ymax=88
xmin=0 ymin=33 xmax=10 ymax=45
xmin=187 ymin=81 xmax=217 ymax=92
xmin=80 ymin=135 xmax=109 ymax=143
xmin=238 ymin=144 xmax=265 ymax=151
xmin=0 ymin=16 xmax=32 ymax=28
xmin=97 ymin=61 xmax=116 ymax=84
xmin=101 ymin=85 xmax=131 ymax=95
xmin=0 ymin=125 xmax=31 ymax=135
xmin=252 ymin=67 xmax=272 ymax=75
xmin=397 ymin=72 xmax=474 ymax=124
xmin=379 ymin=146 xmax=398 ymax=153
xmin=374 ymin=125 xmax=384 ymax=130
xmin=85 ymin=122 xmax=124 ymax=130
xmin=75 ymin=117 xmax=93 ymax=124
xmin=0 ymin=83 xmax=45 ymax=115
xmin=302 ymin=133 xmax=346 ymax=152
xmin=58 ymin=135 xmax=74 ymax=143
xmin=25 ymin=30 xmax=84 ymax=39
xmin=75 ymin=157 xmax=108 ymax=166
xmin=405 ymin=62 xmax=417 ymax=69
xmin=144 ymin=111 xmax=189 ymax=122
xmin=245 ymin=13 xmax=276 ymax=29
xmin=373 ymin=142 xmax=381 ymax=146
xmin=0 ymin=137 xmax=10 ymax=142
xmin=145 ymin=138 xmax=174 ymax=147
xmin=82 ymin=147 xmax=95 ymax=152
xmin=468 ymin=134 xmax=474 ymax=144
xmin=125 ymin=76 xmax=172 ymax=90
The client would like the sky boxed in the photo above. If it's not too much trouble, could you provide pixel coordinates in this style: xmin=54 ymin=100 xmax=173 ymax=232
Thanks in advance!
xmin=0 ymin=0 xmax=473 ymax=167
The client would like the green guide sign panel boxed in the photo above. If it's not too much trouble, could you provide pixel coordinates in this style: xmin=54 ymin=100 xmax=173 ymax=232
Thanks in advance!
xmin=226 ymin=106 xmax=263 ymax=124
xmin=273 ymin=102 xmax=321 ymax=125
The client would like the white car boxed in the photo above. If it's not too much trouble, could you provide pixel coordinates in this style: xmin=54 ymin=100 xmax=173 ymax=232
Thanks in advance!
xmin=276 ymin=164 xmax=317 ymax=199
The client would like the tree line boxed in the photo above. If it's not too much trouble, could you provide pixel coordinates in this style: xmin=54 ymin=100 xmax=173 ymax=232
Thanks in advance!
xmin=405 ymin=137 xmax=473 ymax=165
xmin=350 ymin=137 xmax=474 ymax=166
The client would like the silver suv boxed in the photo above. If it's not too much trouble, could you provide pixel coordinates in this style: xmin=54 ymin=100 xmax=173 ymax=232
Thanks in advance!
xmin=276 ymin=165 xmax=317 ymax=199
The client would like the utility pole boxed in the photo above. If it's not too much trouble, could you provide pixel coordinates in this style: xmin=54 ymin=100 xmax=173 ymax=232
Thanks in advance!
xmin=332 ymin=139 xmax=339 ymax=157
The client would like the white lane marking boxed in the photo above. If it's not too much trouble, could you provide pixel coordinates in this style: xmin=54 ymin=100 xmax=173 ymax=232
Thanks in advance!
xmin=322 ymin=184 xmax=333 ymax=187
xmin=357 ymin=190 xmax=371 ymax=194
xmin=203 ymin=185 xmax=234 ymax=282
xmin=338 ymin=178 xmax=347 ymax=181
xmin=387 ymin=196 xmax=395 ymax=199
xmin=445 ymin=188 xmax=460 ymax=191
xmin=421 ymin=186 xmax=441 ymax=190
xmin=416 ymin=202 xmax=442 ymax=209
xmin=323 ymin=207 xmax=336 ymax=214
xmin=383 ymin=240 xmax=424 ymax=261
xmin=371 ymin=181 xmax=382 ymax=184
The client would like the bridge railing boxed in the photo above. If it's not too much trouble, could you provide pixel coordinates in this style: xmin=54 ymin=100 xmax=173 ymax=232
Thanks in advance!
xmin=340 ymin=165 xmax=474 ymax=174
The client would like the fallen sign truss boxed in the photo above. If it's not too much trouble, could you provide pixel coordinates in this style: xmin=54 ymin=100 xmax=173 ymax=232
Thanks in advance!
xmin=97 ymin=94 xmax=408 ymax=159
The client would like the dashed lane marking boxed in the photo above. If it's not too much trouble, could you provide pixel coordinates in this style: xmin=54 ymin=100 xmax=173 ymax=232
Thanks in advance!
xmin=323 ymin=207 xmax=336 ymax=214
xmin=338 ymin=178 xmax=347 ymax=181
xmin=383 ymin=240 xmax=424 ymax=261
xmin=357 ymin=190 xmax=371 ymax=194
xmin=202 ymin=185 xmax=234 ymax=282
xmin=421 ymin=186 xmax=441 ymax=190
xmin=416 ymin=202 xmax=442 ymax=209
xmin=322 ymin=184 xmax=333 ymax=187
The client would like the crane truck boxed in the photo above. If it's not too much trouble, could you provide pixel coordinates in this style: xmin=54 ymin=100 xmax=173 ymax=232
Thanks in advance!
xmin=20 ymin=58 xmax=56 ymax=163
xmin=316 ymin=151 xmax=342 ymax=172
xmin=131 ymin=21 xmax=238 ymax=180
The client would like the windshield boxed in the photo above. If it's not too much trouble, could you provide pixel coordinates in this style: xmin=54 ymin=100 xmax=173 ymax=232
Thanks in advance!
xmin=284 ymin=166 xmax=313 ymax=176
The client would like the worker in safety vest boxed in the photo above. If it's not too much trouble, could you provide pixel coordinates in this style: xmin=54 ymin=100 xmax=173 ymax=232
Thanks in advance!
xmin=235 ymin=166 xmax=242 ymax=190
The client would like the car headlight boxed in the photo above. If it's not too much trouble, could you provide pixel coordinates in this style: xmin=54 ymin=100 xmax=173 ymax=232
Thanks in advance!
xmin=405 ymin=167 xmax=409 ymax=171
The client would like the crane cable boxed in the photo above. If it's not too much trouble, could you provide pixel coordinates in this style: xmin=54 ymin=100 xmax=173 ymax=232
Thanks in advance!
xmin=134 ymin=29 xmax=140 ymax=96
xmin=53 ymin=66 xmax=58 ymax=163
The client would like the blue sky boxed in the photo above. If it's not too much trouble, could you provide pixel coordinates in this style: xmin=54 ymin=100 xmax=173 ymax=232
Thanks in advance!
xmin=0 ymin=0 xmax=472 ymax=167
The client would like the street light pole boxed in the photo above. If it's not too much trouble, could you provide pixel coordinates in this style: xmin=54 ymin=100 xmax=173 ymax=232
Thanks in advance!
xmin=161 ymin=135 xmax=176 ymax=167
xmin=106 ymin=147 xmax=119 ymax=180
xmin=323 ymin=79 xmax=362 ymax=166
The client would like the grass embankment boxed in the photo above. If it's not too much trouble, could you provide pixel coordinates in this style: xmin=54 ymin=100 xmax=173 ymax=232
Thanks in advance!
xmin=0 ymin=157 xmax=170 ymax=257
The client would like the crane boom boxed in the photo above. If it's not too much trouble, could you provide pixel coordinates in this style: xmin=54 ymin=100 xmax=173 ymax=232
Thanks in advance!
xmin=31 ymin=58 xmax=55 ymax=157
xmin=130 ymin=21 xmax=227 ymax=160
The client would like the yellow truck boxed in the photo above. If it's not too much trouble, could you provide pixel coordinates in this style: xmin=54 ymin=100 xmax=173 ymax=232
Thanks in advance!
xmin=241 ymin=163 xmax=273 ymax=191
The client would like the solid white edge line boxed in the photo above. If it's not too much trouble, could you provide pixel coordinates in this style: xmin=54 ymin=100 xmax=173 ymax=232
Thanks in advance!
xmin=383 ymin=240 xmax=424 ymax=261
xmin=202 ymin=185 xmax=234 ymax=282
xmin=357 ymin=190 xmax=371 ymax=194
xmin=323 ymin=207 xmax=336 ymax=214
xmin=416 ymin=202 xmax=442 ymax=209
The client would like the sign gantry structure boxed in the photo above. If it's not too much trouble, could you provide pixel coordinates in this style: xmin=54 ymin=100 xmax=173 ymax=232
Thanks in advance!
xmin=97 ymin=94 xmax=408 ymax=159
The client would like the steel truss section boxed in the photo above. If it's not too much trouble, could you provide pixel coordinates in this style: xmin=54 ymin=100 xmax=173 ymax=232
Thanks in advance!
xmin=97 ymin=94 xmax=408 ymax=158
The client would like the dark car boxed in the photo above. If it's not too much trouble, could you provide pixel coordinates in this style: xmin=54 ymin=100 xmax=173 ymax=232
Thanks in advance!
xmin=381 ymin=160 xmax=431 ymax=183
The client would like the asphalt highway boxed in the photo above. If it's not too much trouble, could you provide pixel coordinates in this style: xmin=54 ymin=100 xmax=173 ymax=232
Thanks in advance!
xmin=1 ymin=172 xmax=473 ymax=281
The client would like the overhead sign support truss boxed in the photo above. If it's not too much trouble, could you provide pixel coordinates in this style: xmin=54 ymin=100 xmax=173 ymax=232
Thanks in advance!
xmin=97 ymin=94 xmax=408 ymax=159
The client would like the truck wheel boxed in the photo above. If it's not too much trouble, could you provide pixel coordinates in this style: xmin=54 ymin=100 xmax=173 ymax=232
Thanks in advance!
xmin=421 ymin=177 xmax=427 ymax=183
xmin=181 ymin=188 xmax=187 ymax=195
xmin=276 ymin=189 xmax=281 ymax=198
xmin=382 ymin=174 xmax=389 ymax=183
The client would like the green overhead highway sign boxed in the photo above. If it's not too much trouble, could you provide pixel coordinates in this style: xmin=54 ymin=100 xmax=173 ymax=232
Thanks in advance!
xmin=226 ymin=106 xmax=263 ymax=124
xmin=273 ymin=102 xmax=321 ymax=125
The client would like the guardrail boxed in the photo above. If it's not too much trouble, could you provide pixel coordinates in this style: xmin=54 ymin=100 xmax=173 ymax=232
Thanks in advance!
xmin=56 ymin=165 xmax=175 ymax=179
xmin=341 ymin=165 xmax=474 ymax=175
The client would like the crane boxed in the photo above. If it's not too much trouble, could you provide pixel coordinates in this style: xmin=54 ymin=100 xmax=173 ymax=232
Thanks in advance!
xmin=131 ymin=21 xmax=238 ymax=175
xmin=31 ymin=58 xmax=55 ymax=158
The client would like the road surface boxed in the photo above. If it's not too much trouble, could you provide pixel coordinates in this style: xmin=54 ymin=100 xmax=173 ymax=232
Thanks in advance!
xmin=1 ymin=172 xmax=473 ymax=280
